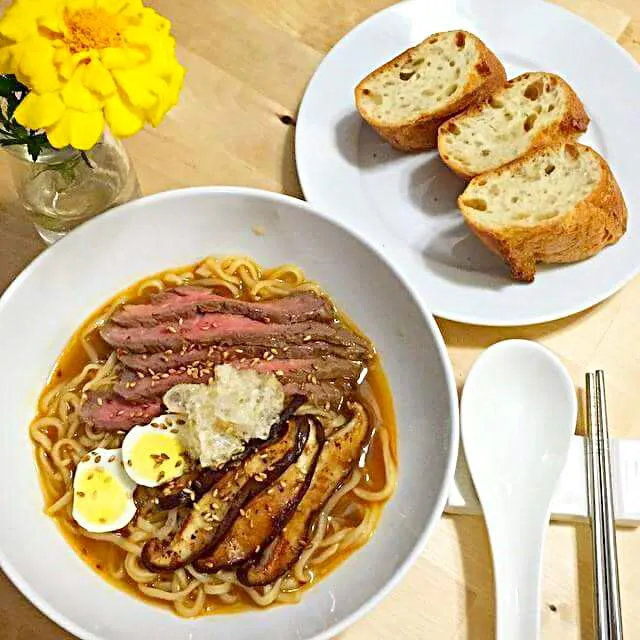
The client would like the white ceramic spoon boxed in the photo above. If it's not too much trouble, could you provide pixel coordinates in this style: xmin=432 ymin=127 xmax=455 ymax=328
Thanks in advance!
xmin=461 ymin=340 xmax=577 ymax=640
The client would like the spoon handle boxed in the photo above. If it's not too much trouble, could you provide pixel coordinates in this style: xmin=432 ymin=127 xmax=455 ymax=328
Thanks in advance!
xmin=487 ymin=510 xmax=548 ymax=640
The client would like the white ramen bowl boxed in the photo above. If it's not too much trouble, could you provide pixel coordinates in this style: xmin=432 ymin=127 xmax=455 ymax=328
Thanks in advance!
xmin=0 ymin=187 xmax=458 ymax=640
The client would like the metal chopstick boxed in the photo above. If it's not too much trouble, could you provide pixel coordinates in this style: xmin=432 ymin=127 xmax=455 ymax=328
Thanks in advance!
xmin=585 ymin=371 xmax=623 ymax=640
xmin=595 ymin=371 xmax=623 ymax=639
xmin=586 ymin=372 xmax=609 ymax=640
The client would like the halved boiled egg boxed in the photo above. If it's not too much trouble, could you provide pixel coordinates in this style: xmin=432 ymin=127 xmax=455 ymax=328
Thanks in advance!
xmin=72 ymin=448 xmax=137 ymax=534
xmin=121 ymin=415 xmax=188 ymax=487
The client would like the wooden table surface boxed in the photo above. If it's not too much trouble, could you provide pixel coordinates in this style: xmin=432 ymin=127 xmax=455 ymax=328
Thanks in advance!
xmin=1 ymin=1 xmax=639 ymax=638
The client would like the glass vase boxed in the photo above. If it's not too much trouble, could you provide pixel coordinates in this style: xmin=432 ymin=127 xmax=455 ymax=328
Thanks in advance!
xmin=4 ymin=129 xmax=140 ymax=244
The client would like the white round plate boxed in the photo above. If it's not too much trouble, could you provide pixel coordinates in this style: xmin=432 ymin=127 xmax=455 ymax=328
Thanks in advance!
xmin=296 ymin=0 xmax=640 ymax=326
xmin=0 ymin=187 xmax=458 ymax=640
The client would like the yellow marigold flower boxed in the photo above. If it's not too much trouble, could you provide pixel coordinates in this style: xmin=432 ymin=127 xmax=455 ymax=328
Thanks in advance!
xmin=0 ymin=0 xmax=185 ymax=150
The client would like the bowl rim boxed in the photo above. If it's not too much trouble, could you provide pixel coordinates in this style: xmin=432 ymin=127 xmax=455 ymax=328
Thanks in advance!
xmin=0 ymin=186 xmax=460 ymax=640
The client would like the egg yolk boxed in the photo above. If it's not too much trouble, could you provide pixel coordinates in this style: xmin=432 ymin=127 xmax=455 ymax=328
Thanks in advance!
xmin=74 ymin=467 xmax=129 ymax=526
xmin=129 ymin=432 xmax=186 ymax=484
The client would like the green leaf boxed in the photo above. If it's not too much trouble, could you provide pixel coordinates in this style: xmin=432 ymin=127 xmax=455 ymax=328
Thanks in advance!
xmin=0 ymin=76 xmax=15 ymax=97
xmin=5 ymin=92 xmax=19 ymax=119
xmin=26 ymin=136 xmax=43 ymax=161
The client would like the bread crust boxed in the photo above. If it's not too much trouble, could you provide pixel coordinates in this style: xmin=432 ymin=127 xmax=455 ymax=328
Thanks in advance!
xmin=458 ymin=143 xmax=627 ymax=282
xmin=439 ymin=72 xmax=590 ymax=179
xmin=355 ymin=31 xmax=507 ymax=152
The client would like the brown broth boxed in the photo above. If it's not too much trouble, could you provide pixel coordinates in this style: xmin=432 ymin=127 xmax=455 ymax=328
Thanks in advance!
xmin=32 ymin=265 xmax=398 ymax=615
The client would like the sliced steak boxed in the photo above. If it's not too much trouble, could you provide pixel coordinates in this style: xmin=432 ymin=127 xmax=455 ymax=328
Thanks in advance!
xmin=283 ymin=380 xmax=350 ymax=411
xmin=238 ymin=404 xmax=369 ymax=586
xmin=195 ymin=418 xmax=322 ymax=572
xmin=111 ymin=287 xmax=333 ymax=327
xmin=113 ymin=357 xmax=363 ymax=402
xmin=79 ymin=392 xmax=162 ymax=432
xmin=101 ymin=314 xmax=370 ymax=354
xmin=141 ymin=416 xmax=309 ymax=572
xmin=118 ymin=340 xmax=370 ymax=373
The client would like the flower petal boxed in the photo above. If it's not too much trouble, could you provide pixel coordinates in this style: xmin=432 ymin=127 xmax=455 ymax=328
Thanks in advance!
xmin=104 ymin=94 xmax=144 ymax=138
xmin=147 ymin=61 xmax=184 ymax=126
xmin=61 ymin=67 xmax=102 ymax=112
xmin=100 ymin=46 xmax=145 ymax=71
xmin=95 ymin=0 xmax=136 ymax=12
xmin=17 ymin=38 xmax=61 ymax=93
xmin=46 ymin=108 xmax=104 ymax=150
xmin=70 ymin=109 xmax=104 ymax=150
xmin=37 ymin=12 xmax=65 ymax=35
xmin=83 ymin=59 xmax=116 ymax=97
xmin=46 ymin=110 xmax=73 ymax=149
xmin=0 ymin=45 xmax=14 ymax=74
xmin=112 ymin=69 xmax=157 ymax=110
xmin=57 ymin=50 xmax=94 ymax=80
xmin=0 ymin=2 xmax=40 ymax=42
xmin=14 ymin=91 xmax=65 ymax=129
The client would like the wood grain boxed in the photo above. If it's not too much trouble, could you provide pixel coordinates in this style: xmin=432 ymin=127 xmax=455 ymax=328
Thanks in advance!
xmin=0 ymin=0 xmax=638 ymax=638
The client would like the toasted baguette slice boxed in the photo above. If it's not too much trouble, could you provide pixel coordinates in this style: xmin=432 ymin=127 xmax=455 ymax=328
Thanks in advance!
xmin=439 ymin=72 xmax=589 ymax=178
xmin=355 ymin=31 xmax=506 ymax=151
xmin=458 ymin=142 xmax=627 ymax=282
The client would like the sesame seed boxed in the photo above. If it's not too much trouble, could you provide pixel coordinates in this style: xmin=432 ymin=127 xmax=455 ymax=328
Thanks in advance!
xmin=179 ymin=318 xmax=184 ymax=325
xmin=239 ymin=508 xmax=246 ymax=517
xmin=303 ymin=335 xmax=312 ymax=342
xmin=97 ymin=398 xmax=104 ymax=406
xmin=275 ymin=370 xmax=284 ymax=376
xmin=167 ymin=326 xmax=178 ymax=334
xmin=94 ymin=456 xmax=102 ymax=463
xmin=108 ymin=455 xmax=116 ymax=463
xmin=311 ymin=375 xmax=318 ymax=385
xmin=136 ymin=371 xmax=145 ymax=379
xmin=165 ymin=349 xmax=173 ymax=355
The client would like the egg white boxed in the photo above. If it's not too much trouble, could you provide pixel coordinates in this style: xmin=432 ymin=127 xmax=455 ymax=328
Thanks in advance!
xmin=72 ymin=448 xmax=137 ymax=534
xmin=121 ymin=415 xmax=188 ymax=487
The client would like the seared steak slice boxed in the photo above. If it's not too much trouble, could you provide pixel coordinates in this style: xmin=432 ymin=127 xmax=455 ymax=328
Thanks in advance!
xmin=118 ymin=340 xmax=370 ymax=373
xmin=101 ymin=314 xmax=370 ymax=354
xmin=80 ymin=391 xmax=162 ymax=432
xmin=141 ymin=416 xmax=309 ymax=572
xmin=113 ymin=357 xmax=362 ymax=402
xmin=111 ymin=287 xmax=333 ymax=327
xmin=238 ymin=404 xmax=369 ymax=586
xmin=195 ymin=418 xmax=322 ymax=572
xmin=283 ymin=380 xmax=350 ymax=410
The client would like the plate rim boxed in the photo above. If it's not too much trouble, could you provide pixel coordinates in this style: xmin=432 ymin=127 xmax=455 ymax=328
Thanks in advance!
xmin=0 ymin=185 xmax=460 ymax=640
xmin=295 ymin=0 xmax=640 ymax=327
